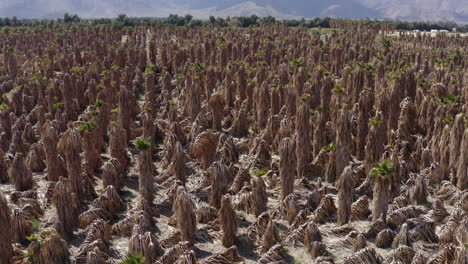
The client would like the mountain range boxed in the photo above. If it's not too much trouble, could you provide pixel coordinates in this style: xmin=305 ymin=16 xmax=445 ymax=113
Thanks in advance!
xmin=1 ymin=0 xmax=467 ymax=24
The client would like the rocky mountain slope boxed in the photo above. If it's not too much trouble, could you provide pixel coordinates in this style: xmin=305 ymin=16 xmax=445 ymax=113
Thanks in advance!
xmin=0 ymin=0 xmax=467 ymax=25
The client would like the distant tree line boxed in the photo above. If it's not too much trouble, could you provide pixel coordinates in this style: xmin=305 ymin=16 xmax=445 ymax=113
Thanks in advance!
xmin=349 ymin=18 xmax=462 ymax=32
xmin=0 ymin=13 xmax=467 ymax=32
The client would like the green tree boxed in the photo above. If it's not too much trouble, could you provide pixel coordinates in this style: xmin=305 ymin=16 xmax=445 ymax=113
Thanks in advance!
xmin=184 ymin=14 xmax=193 ymax=24
xmin=63 ymin=13 xmax=80 ymax=23
xmin=261 ymin=16 xmax=276 ymax=25
xmin=209 ymin=16 xmax=216 ymax=25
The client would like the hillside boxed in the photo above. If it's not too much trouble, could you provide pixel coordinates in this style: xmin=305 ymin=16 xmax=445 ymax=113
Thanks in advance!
xmin=0 ymin=0 xmax=467 ymax=24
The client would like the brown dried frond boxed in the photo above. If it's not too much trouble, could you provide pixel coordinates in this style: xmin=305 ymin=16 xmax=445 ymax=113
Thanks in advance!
xmin=353 ymin=234 xmax=367 ymax=252
xmin=310 ymin=194 xmax=336 ymax=223
xmin=372 ymin=171 xmax=392 ymax=222
xmin=436 ymin=181 xmax=461 ymax=205
xmin=387 ymin=205 xmax=425 ymax=227
xmin=109 ymin=122 xmax=129 ymax=170
xmin=26 ymin=240 xmax=43 ymax=264
xmin=155 ymin=241 xmax=191 ymax=264
xmin=411 ymin=251 xmax=427 ymax=264
xmin=171 ymin=142 xmax=188 ymax=185
xmin=169 ymin=122 xmax=187 ymax=147
xmin=57 ymin=126 xmax=82 ymax=194
xmin=274 ymin=117 xmax=292 ymax=149
xmin=289 ymin=209 xmax=309 ymax=231
xmin=369 ymin=211 xmax=389 ymax=235
xmin=351 ymin=195 xmax=371 ymax=221
xmin=9 ymin=190 xmax=37 ymax=203
xmin=26 ymin=143 xmax=46 ymax=172
xmin=208 ymin=91 xmax=225 ymax=131
xmin=392 ymin=223 xmax=411 ymax=248
xmin=75 ymin=239 xmax=115 ymax=264
xmin=438 ymin=225 xmax=457 ymax=247
xmin=409 ymin=174 xmax=428 ymax=205
xmin=246 ymin=211 xmax=270 ymax=241
xmin=111 ymin=213 xmax=137 ymax=237
xmin=388 ymin=195 xmax=410 ymax=214
xmin=304 ymin=221 xmax=322 ymax=248
xmin=387 ymin=245 xmax=416 ymax=264
xmin=174 ymin=250 xmax=197 ymax=264
xmin=0 ymin=191 xmax=13 ymax=263
xmin=11 ymin=208 xmax=32 ymax=243
xmin=231 ymin=186 xmax=252 ymax=213
xmin=53 ymin=177 xmax=79 ymax=240
xmin=190 ymin=112 xmax=210 ymax=142
xmin=411 ymin=221 xmax=438 ymax=243
xmin=80 ymin=172 xmax=98 ymax=202
xmin=83 ymin=219 xmax=112 ymax=247
xmin=163 ymin=134 xmax=178 ymax=168
xmin=375 ymin=228 xmax=395 ymax=248
xmin=337 ymin=165 xmax=354 ymax=225
xmin=196 ymin=204 xmax=218 ymax=224
xmin=209 ymin=162 xmax=231 ymax=209
xmin=129 ymin=231 xmax=164 ymax=263
xmin=428 ymin=243 xmax=457 ymax=264
xmin=257 ymin=244 xmax=286 ymax=264
xmin=262 ymin=220 xmax=280 ymax=252
xmin=327 ymin=224 xmax=356 ymax=237
xmin=228 ymin=168 xmax=251 ymax=195
xmin=306 ymin=187 xmax=327 ymax=212
xmin=282 ymin=193 xmax=299 ymax=224
xmin=308 ymin=241 xmax=327 ymax=259
xmin=86 ymin=250 xmax=106 ymax=264
xmin=200 ymin=246 xmax=244 ymax=264
xmin=229 ymin=102 xmax=249 ymax=138
xmin=138 ymin=150 xmax=155 ymax=205
xmin=456 ymin=129 xmax=468 ymax=190
xmin=92 ymin=185 xmax=125 ymax=215
xmin=173 ymin=187 xmax=197 ymax=244
xmin=455 ymin=192 xmax=468 ymax=212
xmin=260 ymin=115 xmax=281 ymax=147
xmin=160 ymin=229 xmax=182 ymax=249
xmin=255 ymin=83 xmax=270 ymax=130
xmin=102 ymin=158 xmax=123 ymax=192
xmin=219 ymin=195 xmax=238 ymax=247
xmin=454 ymin=246 xmax=467 ymax=264
xmin=295 ymin=101 xmax=311 ymax=179
xmin=0 ymin=150 xmax=8 ymax=183
xmin=190 ymin=130 xmax=218 ymax=170
xmin=252 ymin=139 xmax=271 ymax=170
xmin=82 ymin=122 xmax=103 ymax=176
xmin=9 ymin=152 xmax=34 ymax=191
xmin=216 ymin=134 xmax=239 ymax=165
xmin=337 ymin=231 xmax=359 ymax=248
xmin=279 ymin=137 xmax=296 ymax=200
xmin=44 ymin=182 xmax=56 ymax=204
xmin=430 ymin=199 xmax=449 ymax=223
xmin=284 ymin=222 xmax=307 ymax=246
xmin=342 ymin=247 xmax=383 ymax=264
xmin=40 ymin=234 xmax=70 ymax=264
xmin=251 ymin=176 xmax=268 ymax=217
xmin=79 ymin=208 xmax=111 ymax=229
xmin=335 ymin=107 xmax=352 ymax=179
xmin=18 ymin=198 xmax=42 ymax=219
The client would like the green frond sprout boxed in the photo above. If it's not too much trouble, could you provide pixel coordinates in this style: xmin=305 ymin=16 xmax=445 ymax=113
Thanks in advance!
xmin=371 ymin=160 xmax=394 ymax=177
xmin=134 ymin=137 xmax=151 ymax=151
xmin=79 ymin=120 xmax=97 ymax=133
